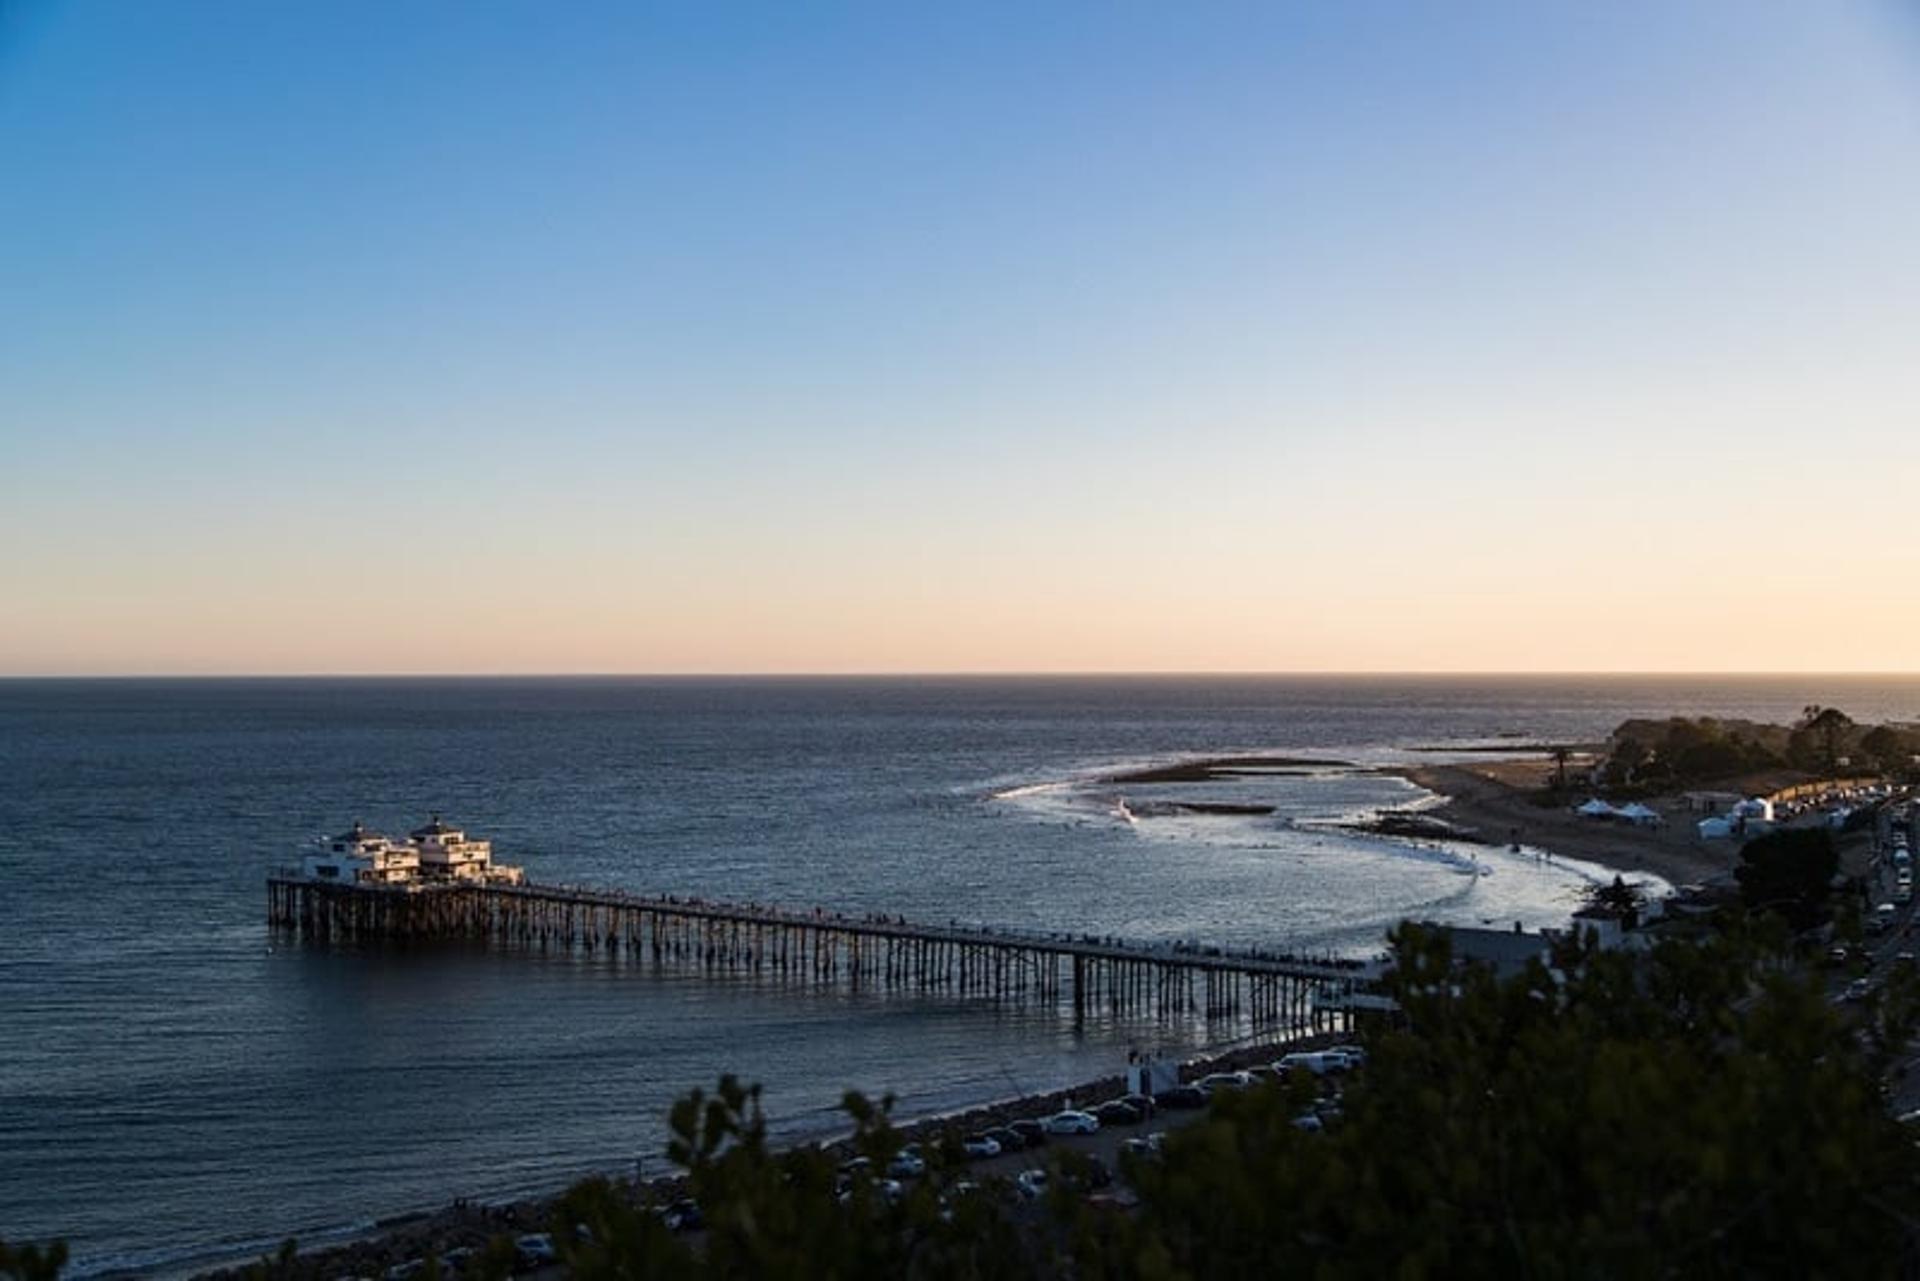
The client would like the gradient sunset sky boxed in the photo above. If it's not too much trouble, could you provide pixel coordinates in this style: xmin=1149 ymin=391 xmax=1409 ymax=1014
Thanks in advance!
xmin=4 ymin=2 xmax=1918 ymax=675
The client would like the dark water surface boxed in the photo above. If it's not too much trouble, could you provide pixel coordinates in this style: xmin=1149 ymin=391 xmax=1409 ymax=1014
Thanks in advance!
xmin=4 ymin=676 xmax=1917 ymax=1274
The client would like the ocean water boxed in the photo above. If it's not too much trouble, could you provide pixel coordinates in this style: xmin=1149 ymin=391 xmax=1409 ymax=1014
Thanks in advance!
xmin=4 ymin=675 xmax=1917 ymax=1275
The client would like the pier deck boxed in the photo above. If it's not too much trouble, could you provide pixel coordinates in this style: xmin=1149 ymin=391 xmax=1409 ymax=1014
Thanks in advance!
xmin=267 ymin=876 xmax=1371 ymax=1030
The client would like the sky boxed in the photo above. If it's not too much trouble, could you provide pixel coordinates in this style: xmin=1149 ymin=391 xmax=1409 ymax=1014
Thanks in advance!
xmin=3 ymin=2 xmax=1918 ymax=675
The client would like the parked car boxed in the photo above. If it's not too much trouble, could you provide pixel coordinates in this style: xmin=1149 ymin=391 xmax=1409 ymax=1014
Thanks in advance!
xmin=961 ymin=1133 xmax=1002 ymax=1159
xmin=514 ymin=1234 xmax=557 ymax=1268
xmin=1058 ymin=1154 xmax=1114 ymax=1191
xmin=1844 ymin=977 xmax=1874 ymax=1002
xmin=1197 ymin=1070 xmax=1253 ymax=1092
xmin=1122 ymin=1131 xmax=1167 ymax=1158
xmin=1006 ymin=1118 xmax=1047 ymax=1147
xmin=1325 ymin=1044 xmax=1368 ymax=1069
xmin=984 ymin=1126 xmax=1026 ymax=1153
xmin=1118 ymin=1092 xmax=1157 ymax=1117
xmin=1276 ymin=1052 xmax=1339 ymax=1076
xmin=1093 ymin=1099 xmax=1145 ymax=1126
xmin=1015 ymin=1169 xmax=1050 ymax=1201
xmin=1153 ymin=1084 xmax=1209 ymax=1110
xmin=888 ymin=1146 xmax=926 ymax=1178
xmin=1292 ymin=1113 xmax=1325 ymax=1133
xmin=1042 ymin=1109 xmax=1100 ymax=1136
xmin=662 ymin=1199 xmax=703 ymax=1233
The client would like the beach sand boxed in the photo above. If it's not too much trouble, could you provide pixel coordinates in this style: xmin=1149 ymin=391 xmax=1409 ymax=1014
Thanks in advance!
xmin=1392 ymin=760 xmax=1733 ymax=889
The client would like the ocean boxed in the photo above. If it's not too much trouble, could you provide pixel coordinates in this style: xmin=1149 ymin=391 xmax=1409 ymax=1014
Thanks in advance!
xmin=4 ymin=675 xmax=1917 ymax=1275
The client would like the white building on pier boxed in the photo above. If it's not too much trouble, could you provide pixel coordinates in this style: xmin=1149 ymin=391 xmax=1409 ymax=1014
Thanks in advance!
xmin=300 ymin=817 xmax=524 ymax=886
xmin=302 ymin=822 xmax=421 ymax=885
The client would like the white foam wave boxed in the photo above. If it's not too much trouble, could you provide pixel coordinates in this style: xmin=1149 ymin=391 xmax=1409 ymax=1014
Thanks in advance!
xmin=987 ymin=780 xmax=1072 ymax=801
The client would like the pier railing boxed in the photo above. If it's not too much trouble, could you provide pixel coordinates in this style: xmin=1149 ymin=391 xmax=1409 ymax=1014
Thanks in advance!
xmin=267 ymin=874 xmax=1374 ymax=1032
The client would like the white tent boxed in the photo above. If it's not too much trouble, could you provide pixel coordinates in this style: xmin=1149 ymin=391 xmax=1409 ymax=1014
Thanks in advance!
xmin=1576 ymin=798 xmax=1618 ymax=819
xmin=1616 ymin=802 xmax=1662 ymax=826
xmin=1697 ymin=816 xmax=1736 ymax=840
xmin=1733 ymin=797 xmax=1775 ymax=822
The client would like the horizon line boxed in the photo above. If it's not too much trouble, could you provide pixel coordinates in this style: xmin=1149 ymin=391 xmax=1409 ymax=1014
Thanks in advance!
xmin=4 ymin=669 xmax=1919 ymax=681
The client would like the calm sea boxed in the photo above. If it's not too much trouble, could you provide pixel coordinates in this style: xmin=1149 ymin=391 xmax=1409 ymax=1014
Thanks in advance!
xmin=4 ymin=676 xmax=1917 ymax=1275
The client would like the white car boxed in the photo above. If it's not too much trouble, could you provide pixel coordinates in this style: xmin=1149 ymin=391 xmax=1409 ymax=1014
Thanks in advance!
xmin=1196 ymin=1071 xmax=1252 ymax=1092
xmin=961 ymin=1135 xmax=1001 ymax=1159
xmin=1015 ymin=1169 xmax=1050 ymax=1200
xmin=1276 ymin=1051 xmax=1337 ymax=1076
xmin=888 ymin=1147 xmax=926 ymax=1178
xmin=1042 ymin=1109 xmax=1100 ymax=1136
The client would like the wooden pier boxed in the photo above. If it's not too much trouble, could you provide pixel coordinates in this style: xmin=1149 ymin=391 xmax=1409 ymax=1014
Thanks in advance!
xmin=267 ymin=876 xmax=1370 ymax=1031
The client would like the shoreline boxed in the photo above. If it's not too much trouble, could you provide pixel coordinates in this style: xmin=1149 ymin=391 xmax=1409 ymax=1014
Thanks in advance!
xmin=1382 ymin=760 xmax=1731 ymax=890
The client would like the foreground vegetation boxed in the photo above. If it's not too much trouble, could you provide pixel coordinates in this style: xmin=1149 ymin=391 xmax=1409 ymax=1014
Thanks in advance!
xmin=11 ymin=918 xmax=1920 ymax=1280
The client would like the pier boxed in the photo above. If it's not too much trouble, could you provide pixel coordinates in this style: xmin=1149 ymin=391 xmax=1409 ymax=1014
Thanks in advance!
xmin=267 ymin=876 xmax=1370 ymax=1031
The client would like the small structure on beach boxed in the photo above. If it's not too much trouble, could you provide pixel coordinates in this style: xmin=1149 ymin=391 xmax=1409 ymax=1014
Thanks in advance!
xmin=1421 ymin=923 xmax=1554 ymax=979
xmin=1615 ymin=802 xmax=1662 ymax=828
xmin=1682 ymin=791 xmax=1745 ymax=815
xmin=1126 ymin=1051 xmax=1179 ymax=1098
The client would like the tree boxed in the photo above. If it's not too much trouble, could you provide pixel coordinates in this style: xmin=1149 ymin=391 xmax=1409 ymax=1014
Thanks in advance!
xmin=0 ymin=1241 xmax=67 ymax=1281
xmin=1585 ymin=874 xmax=1647 ymax=928
xmin=1861 ymin=726 xmax=1917 ymax=780
xmin=1603 ymin=736 xmax=1648 ymax=787
xmin=1076 ymin=924 xmax=1920 ymax=1280
xmin=556 ymin=1076 xmax=1043 ymax=1281
xmin=1736 ymin=828 xmax=1840 ymax=931
xmin=1797 ymin=706 xmax=1856 ymax=773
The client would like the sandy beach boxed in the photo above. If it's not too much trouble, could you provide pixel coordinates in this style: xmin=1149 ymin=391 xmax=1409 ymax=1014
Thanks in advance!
xmin=1390 ymin=759 xmax=1733 ymax=889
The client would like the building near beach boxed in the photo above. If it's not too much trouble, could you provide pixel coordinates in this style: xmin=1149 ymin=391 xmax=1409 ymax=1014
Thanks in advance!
xmin=409 ymin=815 xmax=514 ymax=882
xmin=301 ymin=818 xmax=524 ymax=885
xmin=302 ymin=822 xmax=421 ymax=884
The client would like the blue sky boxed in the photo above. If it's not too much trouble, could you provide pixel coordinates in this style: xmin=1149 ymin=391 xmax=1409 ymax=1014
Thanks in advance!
xmin=4 ymin=2 xmax=1918 ymax=673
